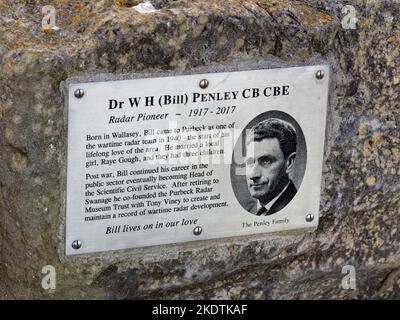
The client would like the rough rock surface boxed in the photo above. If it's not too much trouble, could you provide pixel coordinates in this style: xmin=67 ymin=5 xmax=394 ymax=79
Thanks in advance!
xmin=0 ymin=0 xmax=399 ymax=299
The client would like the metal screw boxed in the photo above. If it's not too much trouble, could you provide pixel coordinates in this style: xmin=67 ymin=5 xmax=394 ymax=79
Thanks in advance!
xmin=306 ymin=214 xmax=314 ymax=222
xmin=199 ymin=79 xmax=209 ymax=89
xmin=193 ymin=226 xmax=202 ymax=236
xmin=74 ymin=88 xmax=84 ymax=98
xmin=72 ymin=240 xmax=82 ymax=249
xmin=315 ymin=70 xmax=324 ymax=80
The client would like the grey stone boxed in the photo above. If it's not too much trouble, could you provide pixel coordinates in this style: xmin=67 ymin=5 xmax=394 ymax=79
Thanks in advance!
xmin=0 ymin=0 xmax=399 ymax=299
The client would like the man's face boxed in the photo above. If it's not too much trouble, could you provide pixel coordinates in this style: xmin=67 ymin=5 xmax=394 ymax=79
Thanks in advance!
xmin=245 ymin=138 xmax=289 ymax=204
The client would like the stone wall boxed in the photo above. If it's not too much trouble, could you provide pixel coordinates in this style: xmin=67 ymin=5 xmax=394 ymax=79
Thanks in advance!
xmin=0 ymin=0 xmax=399 ymax=299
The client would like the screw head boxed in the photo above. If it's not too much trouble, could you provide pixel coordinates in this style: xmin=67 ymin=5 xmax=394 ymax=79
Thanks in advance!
xmin=199 ymin=79 xmax=209 ymax=89
xmin=74 ymin=88 xmax=84 ymax=98
xmin=193 ymin=226 xmax=202 ymax=236
xmin=72 ymin=240 xmax=82 ymax=249
xmin=315 ymin=70 xmax=324 ymax=80
xmin=306 ymin=214 xmax=314 ymax=222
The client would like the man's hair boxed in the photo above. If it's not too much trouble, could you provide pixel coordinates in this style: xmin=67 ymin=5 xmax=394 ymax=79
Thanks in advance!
xmin=246 ymin=118 xmax=297 ymax=159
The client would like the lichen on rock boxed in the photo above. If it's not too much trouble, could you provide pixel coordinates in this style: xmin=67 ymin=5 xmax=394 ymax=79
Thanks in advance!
xmin=0 ymin=0 xmax=399 ymax=299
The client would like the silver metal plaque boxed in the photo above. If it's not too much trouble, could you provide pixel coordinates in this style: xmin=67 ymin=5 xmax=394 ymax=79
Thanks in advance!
xmin=66 ymin=65 xmax=329 ymax=255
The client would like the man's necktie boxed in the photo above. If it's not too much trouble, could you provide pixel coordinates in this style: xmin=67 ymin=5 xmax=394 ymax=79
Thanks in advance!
xmin=256 ymin=206 xmax=268 ymax=216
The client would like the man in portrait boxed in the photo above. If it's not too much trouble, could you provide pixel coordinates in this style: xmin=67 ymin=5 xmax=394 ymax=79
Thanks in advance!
xmin=244 ymin=118 xmax=298 ymax=216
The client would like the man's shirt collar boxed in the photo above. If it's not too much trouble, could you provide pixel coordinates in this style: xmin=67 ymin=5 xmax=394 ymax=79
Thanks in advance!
xmin=257 ymin=182 xmax=291 ymax=215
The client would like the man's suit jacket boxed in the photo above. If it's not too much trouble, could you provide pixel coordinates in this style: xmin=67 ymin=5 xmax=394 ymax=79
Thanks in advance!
xmin=245 ymin=180 xmax=297 ymax=216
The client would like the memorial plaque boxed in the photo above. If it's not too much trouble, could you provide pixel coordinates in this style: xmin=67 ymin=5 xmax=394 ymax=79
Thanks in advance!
xmin=65 ymin=65 xmax=329 ymax=255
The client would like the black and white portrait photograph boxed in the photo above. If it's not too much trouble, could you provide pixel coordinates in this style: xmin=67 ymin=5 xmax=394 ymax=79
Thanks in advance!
xmin=231 ymin=110 xmax=307 ymax=216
